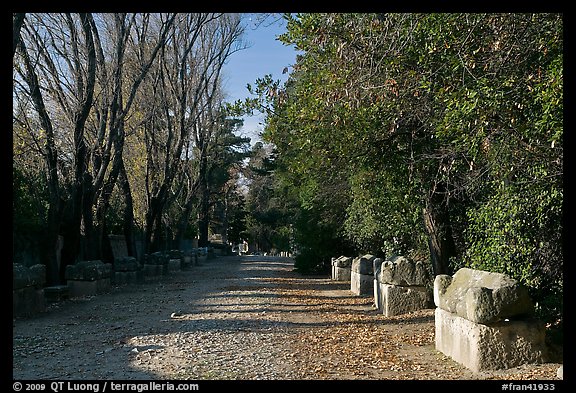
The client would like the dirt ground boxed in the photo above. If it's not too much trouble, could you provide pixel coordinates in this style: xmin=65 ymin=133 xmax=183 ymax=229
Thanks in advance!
xmin=12 ymin=255 xmax=562 ymax=383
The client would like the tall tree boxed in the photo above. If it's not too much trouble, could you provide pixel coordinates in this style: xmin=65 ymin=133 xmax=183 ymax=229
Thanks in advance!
xmin=138 ymin=13 xmax=246 ymax=251
xmin=140 ymin=13 xmax=223 ymax=252
xmin=91 ymin=13 xmax=176 ymax=259
xmin=14 ymin=13 xmax=98 ymax=283
xmin=13 ymin=13 xmax=26 ymax=58
xmin=14 ymin=13 xmax=177 ymax=281
xmin=254 ymin=11 xmax=562 ymax=297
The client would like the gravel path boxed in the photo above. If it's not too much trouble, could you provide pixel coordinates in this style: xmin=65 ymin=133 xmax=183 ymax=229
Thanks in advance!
xmin=13 ymin=255 xmax=561 ymax=381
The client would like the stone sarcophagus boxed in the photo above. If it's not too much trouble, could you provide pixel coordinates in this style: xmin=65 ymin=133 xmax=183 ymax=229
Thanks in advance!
xmin=331 ymin=256 xmax=353 ymax=281
xmin=434 ymin=267 xmax=547 ymax=372
xmin=65 ymin=260 xmax=112 ymax=298
xmin=13 ymin=263 xmax=46 ymax=317
xmin=143 ymin=252 xmax=170 ymax=278
xmin=351 ymin=254 xmax=376 ymax=296
xmin=112 ymin=256 xmax=143 ymax=285
xmin=374 ymin=255 xmax=433 ymax=316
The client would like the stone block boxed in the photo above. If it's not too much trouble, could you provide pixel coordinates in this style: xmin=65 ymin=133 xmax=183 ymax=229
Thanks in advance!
xmin=332 ymin=256 xmax=353 ymax=268
xmin=168 ymin=250 xmax=183 ymax=259
xmin=182 ymin=251 xmax=196 ymax=268
xmin=351 ymin=255 xmax=375 ymax=275
xmin=112 ymin=271 xmax=141 ymax=285
xmin=13 ymin=287 xmax=45 ymax=317
xmin=373 ymin=258 xmax=383 ymax=278
xmin=380 ymin=283 xmax=432 ymax=316
xmin=44 ymin=285 xmax=69 ymax=302
xmin=351 ymin=271 xmax=373 ymax=296
xmin=67 ymin=278 xmax=111 ymax=298
xmin=433 ymin=274 xmax=452 ymax=308
xmin=332 ymin=265 xmax=351 ymax=281
xmin=332 ymin=256 xmax=353 ymax=281
xmin=13 ymin=264 xmax=32 ymax=290
xmin=374 ymin=279 xmax=382 ymax=311
xmin=65 ymin=260 xmax=112 ymax=281
xmin=143 ymin=264 xmax=167 ymax=277
xmin=113 ymin=256 xmax=140 ymax=272
xmin=108 ymin=234 xmax=129 ymax=259
xmin=434 ymin=268 xmax=534 ymax=324
xmin=435 ymin=308 xmax=547 ymax=372
xmin=145 ymin=252 xmax=169 ymax=266
xmin=29 ymin=264 xmax=46 ymax=288
xmin=379 ymin=255 xmax=430 ymax=286
xmin=13 ymin=263 xmax=48 ymax=317
xmin=168 ymin=259 xmax=181 ymax=273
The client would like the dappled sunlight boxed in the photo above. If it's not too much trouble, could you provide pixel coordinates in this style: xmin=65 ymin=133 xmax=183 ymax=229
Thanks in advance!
xmin=13 ymin=255 xmax=561 ymax=380
xmin=239 ymin=261 xmax=295 ymax=274
xmin=13 ymin=10 xmax=562 ymax=382
xmin=126 ymin=324 xmax=298 ymax=379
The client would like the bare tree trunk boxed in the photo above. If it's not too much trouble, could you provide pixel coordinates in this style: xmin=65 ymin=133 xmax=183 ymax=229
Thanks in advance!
xmin=198 ymin=153 xmax=210 ymax=247
xmin=118 ymin=160 xmax=137 ymax=258
xmin=422 ymin=183 xmax=456 ymax=276
xmin=81 ymin=173 xmax=99 ymax=260
xmin=15 ymin=13 xmax=176 ymax=276
xmin=143 ymin=14 xmax=211 ymax=253
xmin=13 ymin=13 xmax=26 ymax=58
xmin=94 ymin=13 xmax=176 ymax=256
xmin=61 ymin=13 xmax=98 ymax=273
xmin=173 ymin=174 xmax=200 ymax=248
xmin=145 ymin=192 xmax=166 ymax=253
xmin=16 ymin=27 xmax=63 ymax=285
xmin=140 ymin=14 xmax=244 ymax=252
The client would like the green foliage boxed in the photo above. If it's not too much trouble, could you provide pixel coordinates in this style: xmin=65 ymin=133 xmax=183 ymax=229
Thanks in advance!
xmin=463 ymin=179 xmax=562 ymax=321
xmin=225 ymin=190 xmax=246 ymax=246
xmin=13 ymin=166 xmax=48 ymax=233
xmin=254 ymin=13 xmax=562 ymax=324
xmin=242 ymin=143 xmax=295 ymax=254
xmin=292 ymin=206 xmax=355 ymax=274
xmin=435 ymin=13 xmax=564 ymax=322
xmin=344 ymin=168 xmax=424 ymax=255
xmin=14 ymin=12 xmax=561 ymax=328
xmin=204 ymin=114 xmax=252 ymax=245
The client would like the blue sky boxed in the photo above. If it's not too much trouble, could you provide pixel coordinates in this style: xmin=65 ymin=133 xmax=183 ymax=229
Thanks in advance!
xmin=222 ymin=14 xmax=299 ymax=145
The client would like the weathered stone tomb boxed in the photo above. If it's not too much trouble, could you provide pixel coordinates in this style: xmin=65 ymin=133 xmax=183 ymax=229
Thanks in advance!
xmin=331 ymin=256 xmax=353 ymax=281
xmin=13 ymin=263 xmax=46 ymax=317
xmin=143 ymin=252 xmax=170 ymax=277
xmin=113 ymin=256 xmax=142 ymax=285
xmin=108 ymin=235 xmax=142 ymax=285
xmin=434 ymin=267 xmax=547 ymax=372
xmin=351 ymin=254 xmax=375 ymax=296
xmin=375 ymin=255 xmax=433 ymax=316
xmin=65 ymin=260 xmax=112 ymax=297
